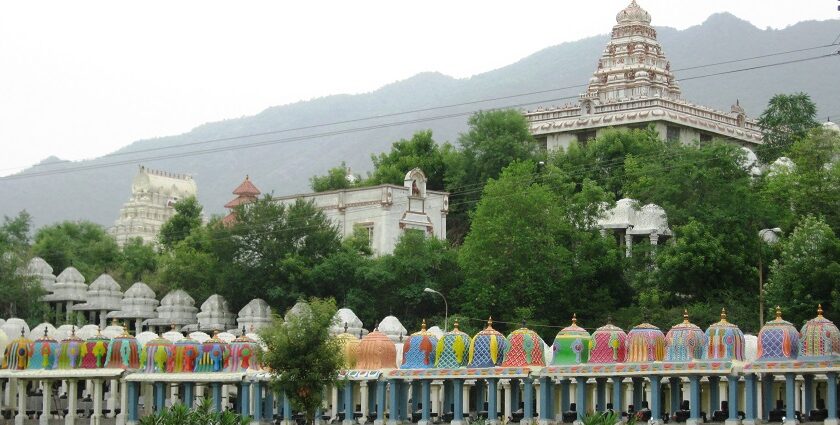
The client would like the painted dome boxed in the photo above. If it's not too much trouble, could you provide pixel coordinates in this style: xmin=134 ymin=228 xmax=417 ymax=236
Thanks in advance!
xmin=28 ymin=328 xmax=59 ymax=370
xmin=799 ymin=305 xmax=840 ymax=358
xmin=704 ymin=309 xmax=745 ymax=361
xmin=2 ymin=329 xmax=32 ymax=370
xmin=664 ymin=310 xmax=706 ymax=362
xmin=80 ymin=329 xmax=110 ymax=369
xmin=335 ymin=324 xmax=361 ymax=369
xmin=552 ymin=314 xmax=592 ymax=365
xmin=228 ymin=328 xmax=261 ymax=372
xmin=378 ymin=316 xmax=407 ymax=343
xmin=105 ymin=329 xmax=141 ymax=369
xmin=356 ymin=329 xmax=397 ymax=370
xmin=616 ymin=0 xmax=651 ymax=24
xmin=195 ymin=332 xmax=230 ymax=373
xmin=401 ymin=320 xmax=438 ymax=369
xmin=501 ymin=323 xmax=546 ymax=367
xmin=171 ymin=336 xmax=201 ymax=372
xmin=143 ymin=336 xmax=174 ymax=373
xmin=468 ymin=318 xmax=508 ymax=368
xmin=590 ymin=321 xmax=627 ymax=363
xmin=435 ymin=320 xmax=471 ymax=368
xmin=756 ymin=306 xmax=800 ymax=361
xmin=627 ymin=322 xmax=666 ymax=362
xmin=57 ymin=327 xmax=83 ymax=369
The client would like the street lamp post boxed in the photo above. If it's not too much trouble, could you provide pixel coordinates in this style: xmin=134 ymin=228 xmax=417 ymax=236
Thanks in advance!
xmin=423 ymin=288 xmax=448 ymax=332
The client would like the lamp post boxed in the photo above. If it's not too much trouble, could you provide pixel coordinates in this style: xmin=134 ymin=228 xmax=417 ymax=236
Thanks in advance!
xmin=423 ymin=288 xmax=448 ymax=332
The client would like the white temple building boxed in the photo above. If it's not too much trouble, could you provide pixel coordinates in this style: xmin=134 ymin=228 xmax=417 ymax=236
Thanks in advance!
xmin=525 ymin=0 xmax=763 ymax=151
xmin=597 ymin=198 xmax=672 ymax=257
xmin=109 ymin=165 xmax=197 ymax=247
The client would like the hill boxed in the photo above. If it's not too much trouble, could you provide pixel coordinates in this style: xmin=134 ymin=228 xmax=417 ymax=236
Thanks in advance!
xmin=2 ymin=13 xmax=839 ymax=229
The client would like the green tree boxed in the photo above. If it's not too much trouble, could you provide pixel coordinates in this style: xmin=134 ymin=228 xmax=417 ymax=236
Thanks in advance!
xmin=117 ymin=237 xmax=159 ymax=283
xmin=156 ymin=223 xmax=225 ymax=304
xmin=757 ymin=92 xmax=819 ymax=162
xmin=765 ymin=216 xmax=840 ymax=326
xmin=310 ymin=161 xmax=360 ymax=192
xmin=260 ymin=298 xmax=344 ymax=425
xmin=159 ymin=196 xmax=204 ymax=250
xmin=0 ymin=211 xmax=46 ymax=320
xmin=32 ymin=221 xmax=121 ymax=281
xmin=367 ymin=130 xmax=454 ymax=190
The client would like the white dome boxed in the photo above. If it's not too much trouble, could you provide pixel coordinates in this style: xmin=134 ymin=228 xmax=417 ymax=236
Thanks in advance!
xmin=0 ymin=329 xmax=8 ymax=361
xmin=616 ymin=0 xmax=651 ymax=24
xmin=145 ymin=289 xmax=198 ymax=327
xmin=216 ymin=332 xmax=236 ymax=343
xmin=285 ymin=301 xmax=312 ymax=321
xmin=102 ymin=324 xmax=126 ymax=338
xmin=160 ymin=289 xmax=194 ymax=307
xmin=56 ymin=267 xmax=85 ymax=284
xmin=73 ymin=274 xmax=124 ymax=312
xmin=188 ymin=331 xmax=211 ymax=343
xmin=108 ymin=282 xmax=159 ymax=320
xmin=426 ymin=325 xmax=444 ymax=339
xmin=629 ymin=203 xmax=672 ymax=236
xmin=45 ymin=267 xmax=88 ymax=303
xmin=759 ymin=228 xmax=782 ymax=245
xmin=823 ymin=121 xmax=840 ymax=133
xmin=124 ymin=282 xmax=156 ymax=299
xmin=1 ymin=318 xmax=30 ymax=339
xmin=378 ymin=316 xmax=407 ymax=343
xmin=54 ymin=324 xmax=78 ymax=342
xmin=77 ymin=324 xmax=101 ymax=340
xmin=739 ymin=147 xmax=762 ymax=177
xmin=768 ymin=157 xmax=795 ymax=176
xmin=744 ymin=334 xmax=758 ymax=362
xmin=195 ymin=294 xmax=236 ymax=332
xmin=29 ymin=322 xmax=57 ymax=340
xmin=26 ymin=257 xmax=56 ymax=291
xmin=162 ymin=329 xmax=185 ymax=343
xmin=331 ymin=308 xmax=364 ymax=336
xmin=237 ymin=298 xmax=273 ymax=332
xmin=136 ymin=331 xmax=159 ymax=348
xmin=598 ymin=198 xmax=638 ymax=229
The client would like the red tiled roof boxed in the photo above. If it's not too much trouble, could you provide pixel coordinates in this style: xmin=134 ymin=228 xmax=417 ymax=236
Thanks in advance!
xmin=224 ymin=195 xmax=257 ymax=209
xmin=233 ymin=176 xmax=261 ymax=196
xmin=221 ymin=213 xmax=237 ymax=226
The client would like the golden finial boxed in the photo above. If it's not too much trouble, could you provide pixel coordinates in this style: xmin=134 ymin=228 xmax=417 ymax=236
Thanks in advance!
xmin=818 ymin=304 xmax=824 ymax=317
xmin=720 ymin=308 xmax=728 ymax=322
xmin=572 ymin=313 xmax=578 ymax=326
xmin=453 ymin=318 xmax=460 ymax=330
xmin=775 ymin=306 xmax=782 ymax=320
xmin=170 ymin=324 xmax=177 ymax=331
xmin=486 ymin=316 xmax=494 ymax=329
xmin=683 ymin=309 xmax=689 ymax=324
xmin=421 ymin=319 xmax=427 ymax=332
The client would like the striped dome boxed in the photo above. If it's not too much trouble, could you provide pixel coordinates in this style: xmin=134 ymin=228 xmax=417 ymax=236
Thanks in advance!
xmin=228 ymin=328 xmax=261 ymax=372
xmin=2 ymin=329 xmax=32 ymax=370
xmin=704 ymin=309 xmax=745 ymax=361
xmin=468 ymin=318 xmax=507 ymax=368
xmin=626 ymin=323 xmax=666 ymax=362
xmin=552 ymin=314 xmax=592 ymax=365
xmin=401 ymin=320 xmax=438 ymax=369
xmin=143 ymin=336 xmax=174 ymax=373
xmin=80 ymin=329 xmax=110 ymax=369
xmin=105 ymin=328 xmax=141 ymax=369
xmin=501 ymin=322 xmax=546 ymax=367
xmin=664 ymin=310 xmax=706 ymax=362
xmin=195 ymin=332 xmax=230 ymax=373
xmin=58 ymin=328 xmax=84 ymax=369
xmin=590 ymin=321 xmax=627 ymax=363
xmin=28 ymin=328 xmax=59 ymax=370
xmin=799 ymin=305 xmax=840 ymax=358
xmin=335 ymin=323 xmax=361 ymax=369
xmin=172 ymin=336 xmax=201 ymax=372
xmin=435 ymin=320 xmax=471 ymax=368
xmin=356 ymin=329 xmax=397 ymax=369
xmin=757 ymin=306 xmax=799 ymax=361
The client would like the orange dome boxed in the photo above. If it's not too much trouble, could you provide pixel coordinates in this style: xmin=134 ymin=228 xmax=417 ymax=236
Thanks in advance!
xmin=355 ymin=329 xmax=397 ymax=369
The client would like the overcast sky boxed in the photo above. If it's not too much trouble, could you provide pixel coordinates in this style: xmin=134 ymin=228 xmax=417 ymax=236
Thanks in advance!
xmin=0 ymin=0 xmax=837 ymax=176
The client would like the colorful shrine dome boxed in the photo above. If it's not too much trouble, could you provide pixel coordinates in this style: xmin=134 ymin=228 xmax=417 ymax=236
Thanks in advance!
xmin=435 ymin=320 xmax=471 ymax=368
xmin=105 ymin=329 xmax=141 ymax=369
xmin=335 ymin=323 xmax=361 ymax=368
xmin=799 ymin=305 xmax=840 ymax=358
xmin=142 ymin=336 xmax=174 ymax=373
xmin=757 ymin=306 xmax=800 ymax=361
xmin=171 ymin=335 xmax=201 ymax=372
xmin=81 ymin=329 xmax=111 ymax=369
xmin=356 ymin=329 xmax=397 ymax=370
xmin=468 ymin=318 xmax=507 ymax=368
xmin=195 ymin=332 xmax=230 ymax=373
xmin=590 ymin=321 xmax=627 ymax=363
xmin=58 ymin=327 xmax=83 ymax=369
xmin=401 ymin=320 xmax=438 ymax=369
xmin=664 ymin=310 xmax=706 ymax=362
xmin=501 ymin=322 xmax=546 ymax=367
xmin=704 ymin=308 xmax=745 ymax=361
xmin=552 ymin=314 xmax=592 ymax=365
xmin=228 ymin=328 xmax=260 ymax=372
xmin=2 ymin=329 xmax=32 ymax=370
xmin=627 ymin=322 xmax=666 ymax=362
xmin=28 ymin=328 xmax=59 ymax=370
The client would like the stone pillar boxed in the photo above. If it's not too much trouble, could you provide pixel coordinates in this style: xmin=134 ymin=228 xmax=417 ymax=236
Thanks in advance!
xmin=127 ymin=382 xmax=139 ymax=425
xmin=376 ymin=381 xmax=386 ymax=425
xmin=67 ymin=379 xmax=79 ymax=425
xmin=92 ymin=379 xmax=104 ymax=425
xmin=360 ymin=381 xmax=369 ymax=424
xmin=727 ymin=376 xmax=740 ymax=425
xmin=687 ymin=375 xmax=702 ymax=425
xmin=143 ymin=383 xmax=153 ymax=416
xmin=632 ymin=377 xmax=643 ymax=413
xmin=560 ymin=379 xmax=570 ymax=414
xmin=240 ymin=381 xmax=251 ymax=418
xmin=344 ymin=381 xmax=355 ymax=425
xmin=211 ymin=382 xmax=222 ymax=412
xmin=108 ymin=378 xmax=119 ymax=418
xmin=804 ymin=375 xmax=814 ymax=416
xmin=826 ymin=372 xmax=838 ymax=425
xmin=512 ymin=379 xmax=521 ymax=415
xmin=625 ymin=233 xmax=633 ymax=258
xmin=650 ymin=375 xmax=663 ymax=425
xmin=710 ymin=376 xmax=721 ymax=414
xmin=744 ymin=374 xmax=757 ymax=425
xmin=14 ymin=379 xmax=25 ymax=425
xmin=487 ymin=379 xmax=499 ymax=424
xmin=254 ymin=382 xmax=263 ymax=422
xmin=264 ymin=389 xmax=275 ymax=421
xmin=524 ymin=378 xmax=534 ymax=424
xmin=503 ymin=380 xmax=513 ymax=423
xmin=670 ymin=377 xmax=681 ymax=414
xmin=153 ymin=382 xmax=165 ymax=412
xmin=453 ymin=380 xmax=465 ymax=425
xmin=66 ymin=301 xmax=74 ymax=322
xmin=612 ymin=377 xmax=623 ymax=414
xmin=399 ymin=381 xmax=409 ymax=422
xmin=182 ymin=383 xmax=195 ymax=411
xmin=475 ymin=380 xmax=485 ymax=417
xmin=762 ymin=374 xmax=774 ymax=421
xmin=576 ymin=377 xmax=587 ymax=423
xmin=596 ymin=378 xmax=607 ymax=412
xmin=420 ymin=380 xmax=431 ymax=425
xmin=388 ymin=380 xmax=400 ymax=425
xmin=40 ymin=380 xmax=52 ymax=425
xmin=117 ymin=379 xmax=129 ymax=425
xmin=784 ymin=374 xmax=796 ymax=425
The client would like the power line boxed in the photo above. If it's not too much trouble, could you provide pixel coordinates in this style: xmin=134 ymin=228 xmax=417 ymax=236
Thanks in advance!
xmin=2 ymin=48 xmax=838 ymax=181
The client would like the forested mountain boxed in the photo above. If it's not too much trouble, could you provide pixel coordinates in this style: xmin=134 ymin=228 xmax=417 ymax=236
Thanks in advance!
xmin=2 ymin=13 xmax=839 ymax=229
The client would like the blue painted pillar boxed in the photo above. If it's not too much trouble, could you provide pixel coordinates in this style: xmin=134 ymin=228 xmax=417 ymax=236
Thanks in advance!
xmin=285 ymin=392 xmax=293 ymax=422
xmin=596 ymin=378 xmax=607 ymax=412
xmin=154 ymin=382 xmax=166 ymax=412
xmin=264 ymin=389 xmax=275 ymax=421
xmin=827 ymin=372 xmax=838 ymax=420
xmin=524 ymin=378 xmax=534 ymax=421
xmin=547 ymin=379 xmax=555 ymax=419
xmin=421 ymin=380 xmax=431 ymax=423
xmin=344 ymin=381 xmax=354 ymax=421
xmin=399 ymin=381 xmax=409 ymax=421
xmin=576 ymin=377 xmax=587 ymax=421
xmin=632 ymin=377 xmax=644 ymax=412
xmin=709 ymin=376 xmax=721 ymax=413
xmin=488 ymin=379 xmax=498 ymax=421
xmin=560 ymin=379 xmax=570 ymax=412
xmin=369 ymin=382 xmax=377 ymax=417
xmin=443 ymin=381 xmax=453 ymax=417
xmin=762 ymin=374 xmax=773 ymax=421
xmin=453 ymin=379 xmax=464 ymax=422
xmin=539 ymin=377 xmax=550 ymax=421
xmin=388 ymin=380 xmax=399 ymax=423
xmin=183 ymin=383 xmax=195 ymax=409
xmin=745 ymin=374 xmax=756 ymax=421
xmin=212 ymin=382 xmax=222 ymax=412
xmin=612 ymin=377 xmax=623 ymax=413
xmin=377 ymin=380 xmax=386 ymax=423
xmin=803 ymin=375 xmax=814 ymax=415
xmin=511 ymin=379 xmax=521 ymax=413
xmin=669 ymin=378 xmax=681 ymax=414
xmin=689 ymin=375 xmax=701 ymax=421
xmin=253 ymin=382 xmax=262 ymax=421
xmin=650 ymin=375 xmax=662 ymax=423
xmin=475 ymin=380 xmax=485 ymax=415
xmin=413 ymin=381 xmax=422 ymax=414
xmin=728 ymin=376 xmax=739 ymax=421
xmin=241 ymin=381 xmax=252 ymax=417
xmin=784 ymin=373 xmax=795 ymax=422
xmin=127 ymin=381 xmax=139 ymax=422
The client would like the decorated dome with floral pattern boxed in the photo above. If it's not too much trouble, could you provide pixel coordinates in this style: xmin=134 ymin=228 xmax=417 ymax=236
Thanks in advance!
xmin=28 ymin=328 xmax=59 ymax=370
xmin=58 ymin=327 xmax=84 ymax=369
xmin=501 ymin=322 xmax=546 ymax=367
xmin=143 ymin=336 xmax=174 ymax=373
xmin=2 ymin=328 xmax=32 ymax=370
xmin=757 ymin=306 xmax=799 ymax=361
xmin=105 ymin=327 xmax=141 ymax=369
xmin=552 ymin=314 xmax=592 ymax=365
xmin=401 ymin=320 xmax=438 ymax=369
xmin=664 ymin=310 xmax=706 ymax=362
xmin=626 ymin=322 xmax=665 ymax=362
xmin=356 ymin=328 xmax=397 ymax=370
xmin=704 ymin=308 xmax=745 ymax=361
xmin=468 ymin=318 xmax=507 ymax=368
xmin=195 ymin=331 xmax=230 ymax=373
xmin=435 ymin=319 xmax=471 ymax=368
xmin=228 ymin=327 xmax=261 ymax=372
xmin=590 ymin=320 xmax=627 ymax=363
xmin=80 ymin=328 xmax=110 ymax=369
xmin=799 ymin=305 xmax=840 ymax=358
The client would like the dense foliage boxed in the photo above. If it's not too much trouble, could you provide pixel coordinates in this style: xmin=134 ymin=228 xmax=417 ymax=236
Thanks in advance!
xmin=138 ymin=400 xmax=251 ymax=425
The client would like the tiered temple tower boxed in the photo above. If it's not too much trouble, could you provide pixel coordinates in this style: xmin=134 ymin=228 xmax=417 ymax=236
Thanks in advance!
xmin=222 ymin=175 xmax=261 ymax=225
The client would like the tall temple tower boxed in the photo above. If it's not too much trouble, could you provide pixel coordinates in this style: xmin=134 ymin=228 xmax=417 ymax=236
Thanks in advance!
xmin=525 ymin=0 xmax=762 ymax=151
xmin=222 ymin=175 xmax=261 ymax=225
xmin=109 ymin=165 xmax=197 ymax=246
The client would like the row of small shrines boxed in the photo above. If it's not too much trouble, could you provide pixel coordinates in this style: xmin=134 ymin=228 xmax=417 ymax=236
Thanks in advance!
xmin=0 ymin=306 xmax=839 ymax=425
